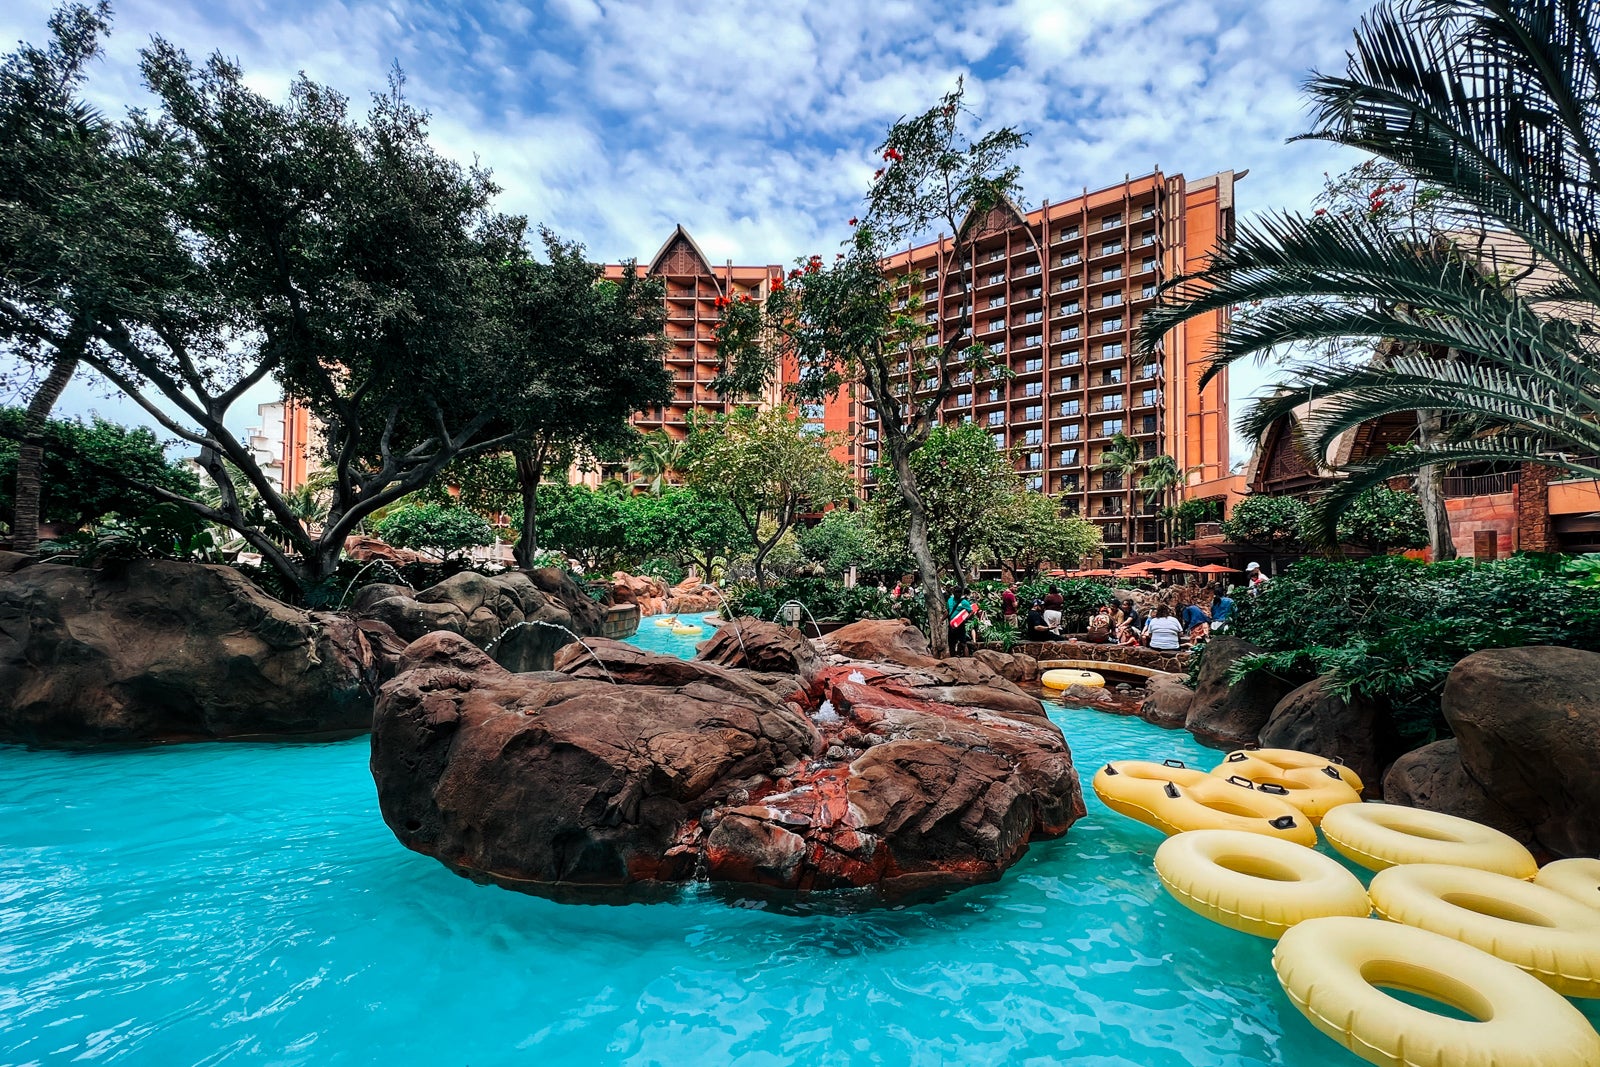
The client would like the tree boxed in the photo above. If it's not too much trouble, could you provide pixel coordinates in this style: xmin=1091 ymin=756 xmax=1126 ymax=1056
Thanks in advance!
xmin=0 ymin=9 xmax=548 ymax=602
xmin=492 ymin=231 xmax=671 ymax=567
xmin=1094 ymin=433 xmax=1143 ymax=557
xmin=1336 ymin=485 xmax=1428 ymax=552
xmin=628 ymin=487 xmax=747 ymax=581
xmin=0 ymin=409 xmax=200 ymax=533
xmin=627 ymin=429 xmax=694 ymax=496
xmin=683 ymin=407 xmax=851 ymax=589
xmin=1137 ymin=453 xmax=1189 ymax=545
xmin=1141 ymin=0 xmax=1600 ymax=545
xmin=1220 ymin=495 xmax=1309 ymax=549
xmin=714 ymin=80 xmax=1029 ymax=654
xmin=986 ymin=489 xmax=1103 ymax=579
xmin=537 ymin=483 xmax=635 ymax=574
xmin=798 ymin=508 xmax=908 ymax=582
xmin=1169 ymin=497 xmax=1222 ymax=543
xmin=374 ymin=502 xmax=493 ymax=561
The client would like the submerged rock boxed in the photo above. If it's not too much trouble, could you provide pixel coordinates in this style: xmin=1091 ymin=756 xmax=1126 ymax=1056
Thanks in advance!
xmin=0 ymin=560 xmax=387 ymax=746
xmin=371 ymin=632 xmax=1084 ymax=904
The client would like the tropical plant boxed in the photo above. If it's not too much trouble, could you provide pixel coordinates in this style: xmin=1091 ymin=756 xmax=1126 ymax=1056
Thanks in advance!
xmin=984 ymin=488 xmax=1103 ymax=579
xmin=1336 ymin=485 xmax=1429 ymax=552
xmin=712 ymin=79 xmax=1030 ymax=654
xmin=1094 ymin=433 xmax=1143 ymax=556
xmin=1219 ymin=494 xmax=1309 ymax=548
xmin=1169 ymin=497 xmax=1222 ymax=543
xmin=1137 ymin=453 xmax=1190 ymax=544
xmin=627 ymin=429 xmax=693 ymax=496
xmin=1140 ymin=0 xmax=1600 ymax=542
xmin=373 ymin=502 xmax=493 ymax=561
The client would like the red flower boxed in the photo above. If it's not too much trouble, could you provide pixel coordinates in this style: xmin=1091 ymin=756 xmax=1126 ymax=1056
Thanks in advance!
xmin=883 ymin=147 xmax=902 ymax=162
xmin=848 ymin=216 xmax=858 ymax=226
xmin=714 ymin=295 xmax=729 ymax=308
xmin=1370 ymin=200 xmax=1386 ymax=211
xmin=770 ymin=275 xmax=785 ymax=290
xmin=788 ymin=268 xmax=802 ymax=280
xmin=1314 ymin=208 xmax=1327 ymax=216
xmin=739 ymin=294 xmax=752 ymax=303
xmin=873 ymin=168 xmax=884 ymax=180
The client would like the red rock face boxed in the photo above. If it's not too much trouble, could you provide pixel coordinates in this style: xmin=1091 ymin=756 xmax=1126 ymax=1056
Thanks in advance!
xmin=372 ymin=630 xmax=1085 ymax=904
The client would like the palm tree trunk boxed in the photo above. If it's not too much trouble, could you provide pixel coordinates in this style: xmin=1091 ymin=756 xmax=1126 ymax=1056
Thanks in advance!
xmin=12 ymin=353 xmax=80 ymax=554
xmin=1415 ymin=409 xmax=1456 ymax=561
xmin=513 ymin=448 xmax=544 ymax=568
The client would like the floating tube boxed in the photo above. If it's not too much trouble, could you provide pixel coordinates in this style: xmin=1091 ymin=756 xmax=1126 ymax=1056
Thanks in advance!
xmin=1369 ymin=863 xmax=1600 ymax=998
xmin=1155 ymin=776 xmax=1318 ymax=847
xmin=1218 ymin=748 xmax=1364 ymax=794
xmin=670 ymin=624 xmax=703 ymax=636
xmin=1320 ymin=803 xmax=1537 ymax=878
xmin=1210 ymin=757 xmax=1362 ymax=825
xmin=1155 ymin=829 xmax=1370 ymax=939
xmin=1274 ymin=916 xmax=1600 ymax=1067
xmin=1041 ymin=668 xmax=1104 ymax=690
xmin=653 ymin=617 xmax=679 ymax=627
xmin=1091 ymin=759 xmax=1209 ymax=834
xmin=1535 ymin=858 xmax=1600 ymax=911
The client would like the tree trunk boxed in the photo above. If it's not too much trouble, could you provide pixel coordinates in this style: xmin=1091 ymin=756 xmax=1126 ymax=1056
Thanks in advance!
xmin=513 ymin=449 xmax=544 ymax=569
xmin=752 ymin=536 xmax=773 ymax=590
xmin=12 ymin=353 xmax=80 ymax=554
xmin=1415 ymin=409 xmax=1456 ymax=561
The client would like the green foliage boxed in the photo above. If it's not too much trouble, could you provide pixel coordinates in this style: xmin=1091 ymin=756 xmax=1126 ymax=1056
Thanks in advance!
xmin=422 ymin=454 xmax=520 ymax=517
xmin=985 ymin=488 xmax=1103 ymax=578
xmin=536 ymin=483 xmax=636 ymax=575
xmin=720 ymin=576 xmax=901 ymax=627
xmin=626 ymin=487 xmax=748 ymax=581
xmin=43 ymin=501 xmax=219 ymax=566
xmin=1220 ymin=495 xmax=1309 ymax=548
xmin=797 ymin=508 xmax=908 ymax=582
xmin=1336 ymin=486 xmax=1428 ymax=551
xmin=1170 ymin=497 xmax=1222 ymax=543
xmin=373 ymin=502 xmax=493 ymax=561
xmin=1224 ymin=555 xmax=1600 ymax=739
xmin=1565 ymin=554 xmax=1600 ymax=587
xmin=869 ymin=422 xmax=1016 ymax=579
xmin=0 ymin=409 xmax=200 ymax=531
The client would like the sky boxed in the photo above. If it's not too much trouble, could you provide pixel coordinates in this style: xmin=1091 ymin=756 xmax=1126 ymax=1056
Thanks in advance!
xmin=2 ymin=0 xmax=1374 ymax=463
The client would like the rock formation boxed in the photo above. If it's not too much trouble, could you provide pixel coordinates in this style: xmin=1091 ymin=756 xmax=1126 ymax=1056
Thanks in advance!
xmin=371 ymin=627 xmax=1084 ymax=903
xmin=1181 ymin=637 xmax=1296 ymax=750
xmin=1259 ymin=676 xmax=1385 ymax=796
xmin=0 ymin=560 xmax=388 ymax=746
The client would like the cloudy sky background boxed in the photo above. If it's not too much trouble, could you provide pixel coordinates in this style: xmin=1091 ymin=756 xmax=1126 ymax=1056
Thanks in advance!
xmin=3 ymin=0 xmax=1374 ymax=464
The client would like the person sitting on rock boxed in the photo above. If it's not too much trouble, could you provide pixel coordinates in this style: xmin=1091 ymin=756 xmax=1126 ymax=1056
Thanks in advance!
xmin=1179 ymin=601 xmax=1211 ymax=642
xmin=1142 ymin=604 xmax=1184 ymax=651
xmin=1086 ymin=603 xmax=1113 ymax=644
xmin=1023 ymin=600 xmax=1060 ymax=642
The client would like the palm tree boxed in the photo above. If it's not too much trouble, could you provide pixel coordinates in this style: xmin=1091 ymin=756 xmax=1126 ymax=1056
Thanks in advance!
xmin=1137 ymin=454 xmax=1187 ymax=545
xmin=1141 ymin=0 xmax=1600 ymax=539
xmin=1095 ymin=433 xmax=1142 ymax=557
xmin=627 ymin=430 xmax=688 ymax=495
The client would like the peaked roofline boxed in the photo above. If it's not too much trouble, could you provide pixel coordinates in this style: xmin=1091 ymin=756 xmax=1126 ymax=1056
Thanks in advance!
xmin=647 ymin=224 xmax=718 ymax=280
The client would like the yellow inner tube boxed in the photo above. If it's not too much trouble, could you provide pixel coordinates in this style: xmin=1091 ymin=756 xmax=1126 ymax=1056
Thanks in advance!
xmin=1155 ymin=829 xmax=1370 ymax=940
xmin=670 ymin=624 xmax=703 ymax=635
xmin=1535 ymin=858 xmax=1600 ymax=911
xmin=1091 ymin=760 xmax=1209 ymax=834
xmin=1150 ymin=774 xmax=1317 ymax=847
xmin=1041 ymin=668 xmax=1104 ymax=690
xmin=1273 ymin=916 xmax=1600 ymax=1067
xmin=1369 ymin=863 xmax=1600 ymax=999
xmin=1210 ymin=758 xmax=1362 ymax=825
xmin=1220 ymin=748 xmax=1364 ymax=794
xmin=653 ymin=617 xmax=679 ymax=627
xmin=1320 ymin=803 xmax=1537 ymax=878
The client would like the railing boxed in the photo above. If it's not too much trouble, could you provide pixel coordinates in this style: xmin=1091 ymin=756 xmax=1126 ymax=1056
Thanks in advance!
xmin=1442 ymin=471 xmax=1521 ymax=498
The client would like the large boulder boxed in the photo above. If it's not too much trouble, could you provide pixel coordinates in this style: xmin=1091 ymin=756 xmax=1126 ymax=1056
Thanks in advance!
xmin=1259 ymin=675 xmax=1385 ymax=796
xmin=816 ymin=618 xmax=937 ymax=667
xmin=1183 ymin=637 xmax=1296 ymax=750
xmin=372 ymin=632 xmax=1084 ymax=903
xmin=972 ymin=648 xmax=1039 ymax=685
xmin=1439 ymin=647 xmax=1600 ymax=857
xmin=354 ymin=567 xmax=603 ymax=672
xmin=1382 ymin=739 xmax=1523 ymax=837
xmin=1139 ymin=674 xmax=1194 ymax=730
xmin=0 ymin=560 xmax=387 ymax=746
xmin=695 ymin=617 xmax=820 ymax=681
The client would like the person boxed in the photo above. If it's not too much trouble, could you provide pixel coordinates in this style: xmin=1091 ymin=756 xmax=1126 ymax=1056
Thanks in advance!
xmin=999 ymin=584 xmax=1019 ymax=624
xmin=1246 ymin=561 xmax=1270 ymax=595
xmin=1209 ymin=585 xmax=1236 ymax=631
xmin=1142 ymin=604 xmax=1184 ymax=651
xmin=1023 ymin=599 xmax=1060 ymax=641
xmin=1180 ymin=600 xmax=1211 ymax=636
xmin=947 ymin=589 xmax=975 ymax=656
xmin=1042 ymin=585 xmax=1065 ymax=630
xmin=1124 ymin=598 xmax=1148 ymax=632
xmin=1086 ymin=602 xmax=1113 ymax=644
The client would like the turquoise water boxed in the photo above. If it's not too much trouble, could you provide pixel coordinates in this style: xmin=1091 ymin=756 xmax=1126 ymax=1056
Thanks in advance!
xmin=4 ymin=621 xmax=1594 ymax=1065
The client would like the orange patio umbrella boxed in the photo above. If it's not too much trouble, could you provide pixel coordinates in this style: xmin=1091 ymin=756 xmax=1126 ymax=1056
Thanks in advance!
xmin=1194 ymin=563 xmax=1237 ymax=575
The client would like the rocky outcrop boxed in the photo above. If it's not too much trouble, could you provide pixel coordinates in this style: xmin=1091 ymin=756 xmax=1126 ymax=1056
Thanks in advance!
xmin=695 ymin=617 xmax=820 ymax=680
xmin=1183 ymin=637 xmax=1296 ymax=750
xmin=665 ymin=576 xmax=722 ymax=614
xmin=816 ymin=618 xmax=938 ymax=668
xmin=972 ymin=648 xmax=1039 ymax=685
xmin=371 ymin=631 xmax=1084 ymax=903
xmin=1260 ymin=676 xmax=1385 ymax=796
xmin=0 ymin=551 xmax=34 ymax=576
xmin=0 ymin=560 xmax=387 ymax=746
xmin=611 ymin=572 xmax=667 ymax=617
xmin=1139 ymin=674 xmax=1195 ymax=730
xmin=1386 ymin=647 xmax=1600 ymax=859
xmin=354 ymin=567 xmax=603 ymax=672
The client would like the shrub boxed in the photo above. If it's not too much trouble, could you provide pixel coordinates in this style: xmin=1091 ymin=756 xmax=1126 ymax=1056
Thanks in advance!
xmin=374 ymin=503 xmax=493 ymax=561
xmin=1220 ymin=495 xmax=1309 ymax=548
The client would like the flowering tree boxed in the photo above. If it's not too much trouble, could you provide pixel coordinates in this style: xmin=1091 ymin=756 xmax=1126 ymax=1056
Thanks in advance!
xmin=714 ymin=80 xmax=1028 ymax=654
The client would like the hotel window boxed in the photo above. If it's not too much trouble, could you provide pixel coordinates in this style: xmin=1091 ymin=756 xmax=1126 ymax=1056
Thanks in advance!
xmin=1023 ymin=334 xmax=1042 ymax=348
xmin=924 ymin=267 xmax=938 ymax=279
xmin=988 ymin=317 xmax=1005 ymax=332
xmin=1103 ymin=341 xmax=1125 ymax=358
xmin=1142 ymin=283 xmax=1157 ymax=299
xmin=1059 ymin=448 xmax=1080 ymax=466
xmin=1022 ymin=428 xmax=1043 ymax=445
xmin=925 ymin=310 xmax=938 ymax=323
xmin=1103 ymin=367 xmax=1124 ymax=384
xmin=1024 ymin=310 xmax=1043 ymax=324
xmin=865 ymin=448 xmax=878 ymax=462
xmin=921 ymin=376 xmax=937 ymax=389
xmin=1102 ymin=265 xmax=1123 ymax=281
xmin=1101 ymin=240 xmax=1123 ymax=255
xmin=1100 ymin=317 xmax=1123 ymax=333
xmin=1026 ymin=286 xmax=1044 ymax=300
xmin=954 ymin=392 xmax=972 ymax=406
xmin=1026 ymin=475 xmax=1044 ymax=491
xmin=1058 ymin=476 xmax=1080 ymax=494
xmin=1059 ymin=350 xmax=1081 ymax=366
xmin=1141 ymin=230 xmax=1156 ymax=246
xmin=960 ymin=414 xmax=973 ymax=424
xmin=1023 ymin=357 xmax=1043 ymax=371
xmin=1141 ymin=388 xmax=1159 ymax=407
xmin=1060 ymin=299 xmax=1081 ymax=315
xmin=988 ymin=249 xmax=1005 ymax=262
xmin=1060 ymin=252 xmax=1082 ymax=266
xmin=1140 ymin=362 xmax=1160 ymax=379
xmin=1023 ymin=381 xmax=1042 ymax=397
xmin=1023 ymin=263 xmax=1042 ymax=276
xmin=1058 ymin=225 xmax=1080 ymax=241
xmin=1059 ymin=398 xmax=1080 ymax=415
xmin=955 ymin=369 xmax=973 ymax=384
xmin=1060 ymin=325 xmax=1080 ymax=340
xmin=1060 ymin=275 xmax=1081 ymax=290
xmin=961 ymin=258 xmax=973 ymax=270
xmin=1059 ymin=424 xmax=1081 ymax=441
xmin=1142 ymin=414 xmax=1158 ymax=434
xmin=1058 ymin=374 xmax=1080 ymax=391
xmin=1100 ymin=417 xmax=1124 ymax=436
xmin=1141 ymin=205 xmax=1156 ymax=219
xmin=1023 ymin=404 xmax=1044 ymax=420
xmin=865 ymin=428 xmax=879 ymax=442
xmin=1025 ymin=452 xmax=1043 ymax=470
xmin=989 ymin=341 xmax=1005 ymax=355
xmin=988 ymin=295 xmax=1006 ymax=308
xmin=1142 ymin=257 xmax=1158 ymax=272
xmin=896 ymin=297 xmax=908 ymax=308
xmin=1101 ymin=394 xmax=1123 ymax=411
xmin=1101 ymin=214 xmax=1122 ymax=230
xmin=987 ymin=387 xmax=1002 ymax=402
xmin=1142 ymin=439 xmax=1158 ymax=459
xmin=992 ymin=432 xmax=1006 ymax=448
xmin=988 ymin=271 xmax=1006 ymax=285
xmin=801 ymin=402 xmax=826 ymax=418
xmin=1102 ymin=291 xmax=1122 ymax=307
xmin=987 ymin=411 xmax=1004 ymax=426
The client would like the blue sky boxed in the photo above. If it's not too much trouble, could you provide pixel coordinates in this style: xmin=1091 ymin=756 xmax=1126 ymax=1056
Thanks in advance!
xmin=2 ymin=0 xmax=1373 ymax=462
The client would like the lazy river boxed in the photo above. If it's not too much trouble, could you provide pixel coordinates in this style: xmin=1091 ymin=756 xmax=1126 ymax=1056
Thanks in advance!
xmin=4 ymin=615 xmax=1595 ymax=1065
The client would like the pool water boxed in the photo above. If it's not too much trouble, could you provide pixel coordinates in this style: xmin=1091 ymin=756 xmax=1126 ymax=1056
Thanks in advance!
xmin=4 ymin=624 xmax=1595 ymax=1065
